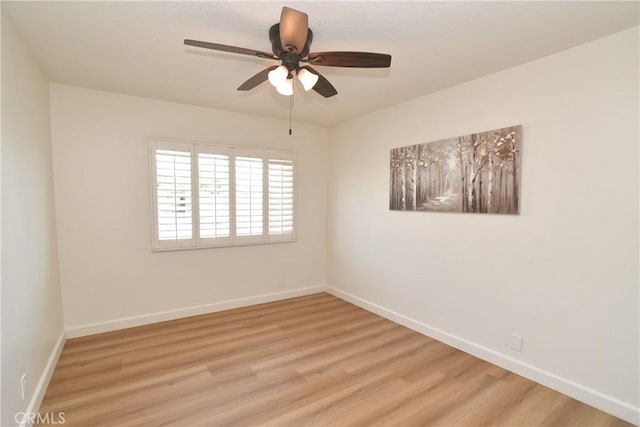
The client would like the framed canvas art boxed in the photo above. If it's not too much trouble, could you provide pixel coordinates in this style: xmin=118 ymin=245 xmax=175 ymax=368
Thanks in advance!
xmin=390 ymin=125 xmax=521 ymax=214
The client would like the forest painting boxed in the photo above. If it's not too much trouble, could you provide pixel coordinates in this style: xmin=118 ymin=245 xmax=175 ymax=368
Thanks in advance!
xmin=390 ymin=125 xmax=521 ymax=214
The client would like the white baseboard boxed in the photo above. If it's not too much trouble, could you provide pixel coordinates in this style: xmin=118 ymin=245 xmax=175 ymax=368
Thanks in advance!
xmin=20 ymin=330 xmax=66 ymax=427
xmin=326 ymin=286 xmax=639 ymax=425
xmin=65 ymin=286 xmax=325 ymax=338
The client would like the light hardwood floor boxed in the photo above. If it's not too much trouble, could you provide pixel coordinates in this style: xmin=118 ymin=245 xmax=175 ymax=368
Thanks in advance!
xmin=40 ymin=293 xmax=631 ymax=426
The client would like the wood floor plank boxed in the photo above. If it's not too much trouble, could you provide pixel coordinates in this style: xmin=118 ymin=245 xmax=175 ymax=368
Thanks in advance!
xmin=38 ymin=293 xmax=632 ymax=426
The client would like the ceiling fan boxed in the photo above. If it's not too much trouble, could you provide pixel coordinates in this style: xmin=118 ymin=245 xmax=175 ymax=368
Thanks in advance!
xmin=184 ymin=6 xmax=392 ymax=98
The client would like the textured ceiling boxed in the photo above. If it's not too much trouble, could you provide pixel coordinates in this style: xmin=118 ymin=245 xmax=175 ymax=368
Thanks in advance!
xmin=3 ymin=1 xmax=639 ymax=126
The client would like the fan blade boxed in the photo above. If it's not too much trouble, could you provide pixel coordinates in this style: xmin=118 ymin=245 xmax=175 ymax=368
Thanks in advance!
xmin=307 ymin=51 xmax=391 ymax=68
xmin=238 ymin=66 xmax=278 ymax=91
xmin=184 ymin=39 xmax=276 ymax=60
xmin=302 ymin=66 xmax=337 ymax=98
xmin=279 ymin=7 xmax=308 ymax=55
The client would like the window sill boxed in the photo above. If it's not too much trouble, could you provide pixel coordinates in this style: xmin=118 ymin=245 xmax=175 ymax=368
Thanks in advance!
xmin=151 ymin=237 xmax=296 ymax=252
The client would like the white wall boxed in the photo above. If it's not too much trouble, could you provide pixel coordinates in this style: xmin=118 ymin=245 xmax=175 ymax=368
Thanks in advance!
xmin=327 ymin=27 xmax=639 ymax=422
xmin=49 ymin=85 xmax=329 ymax=333
xmin=1 ymin=12 xmax=65 ymax=426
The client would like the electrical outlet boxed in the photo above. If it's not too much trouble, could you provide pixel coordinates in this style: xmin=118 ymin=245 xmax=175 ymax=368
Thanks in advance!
xmin=510 ymin=333 xmax=523 ymax=352
xmin=20 ymin=373 xmax=27 ymax=400
xmin=278 ymin=276 xmax=285 ymax=289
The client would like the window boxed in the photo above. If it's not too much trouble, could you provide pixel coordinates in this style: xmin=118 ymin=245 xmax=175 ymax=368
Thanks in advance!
xmin=150 ymin=140 xmax=295 ymax=250
xmin=234 ymin=151 xmax=264 ymax=243
xmin=197 ymin=146 xmax=232 ymax=246
xmin=153 ymin=142 xmax=193 ymax=250
xmin=268 ymin=155 xmax=294 ymax=241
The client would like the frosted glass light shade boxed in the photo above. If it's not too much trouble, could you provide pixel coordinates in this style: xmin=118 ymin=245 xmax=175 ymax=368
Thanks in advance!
xmin=297 ymin=68 xmax=319 ymax=91
xmin=276 ymin=78 xmax=294 ymax=96
xmin=268 ymin=65 xmax=289 ymax=87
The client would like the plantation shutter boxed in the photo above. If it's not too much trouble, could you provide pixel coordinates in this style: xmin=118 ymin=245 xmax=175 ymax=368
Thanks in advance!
xmin=152 ymin=141 xmax=195 ymax=249
xmin=234 ymin=150 xmax=266 ymax=244
xmin=197 ymin=147 xmax=232 ymax=246
xmin=268 ymin=153 xmax=295 ymax=241
xmin=150 ymin=141 xmax=294 ymax=251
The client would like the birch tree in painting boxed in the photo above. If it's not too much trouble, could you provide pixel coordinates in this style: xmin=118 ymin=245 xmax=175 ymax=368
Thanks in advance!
xmin=389 ymin=125 xmax=521 ymax=214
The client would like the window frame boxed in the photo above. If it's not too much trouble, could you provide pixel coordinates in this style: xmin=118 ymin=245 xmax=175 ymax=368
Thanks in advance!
xmin=267 ymin=151 xmax=296 ymax=243
xmin=150 ymin=140 xmax=196 ymax=251
xmin=195 ymin=144 xmax=233 ymax=248
xmin=233 ymin=148 xmax=267 ymax=246
xmin=149 ymin=139 xmax=296 ymax=252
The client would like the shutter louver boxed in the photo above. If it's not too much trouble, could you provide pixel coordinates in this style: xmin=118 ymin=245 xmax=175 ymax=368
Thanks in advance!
xmin=235 ymin=155 xmax=264 ymax=240
xmin=268 ymin=158 xmax=294 ymax=238
xmin=155 ymin=148 xmax=193 ymax=241
xmin=198 ymin=152 xmax=230 ymax=240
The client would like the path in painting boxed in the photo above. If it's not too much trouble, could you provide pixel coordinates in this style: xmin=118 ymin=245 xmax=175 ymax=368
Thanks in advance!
xmin=419 ymin=191 xmax=461 ymax=212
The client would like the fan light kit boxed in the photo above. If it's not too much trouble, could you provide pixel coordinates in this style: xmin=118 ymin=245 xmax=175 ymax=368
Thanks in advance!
xmin=184 ymin=6 xmax=392 ymax=98
xmin=267 ymin=66 xmax=318 ymax=96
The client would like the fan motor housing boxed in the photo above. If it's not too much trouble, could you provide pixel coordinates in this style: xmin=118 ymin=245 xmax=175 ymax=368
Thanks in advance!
xmin=269 ymin=24 xmax=313 ymax=59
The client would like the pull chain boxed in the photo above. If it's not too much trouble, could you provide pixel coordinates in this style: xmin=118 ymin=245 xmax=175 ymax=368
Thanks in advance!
xmin=289 ymin=91 xmax=293 ymax=136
